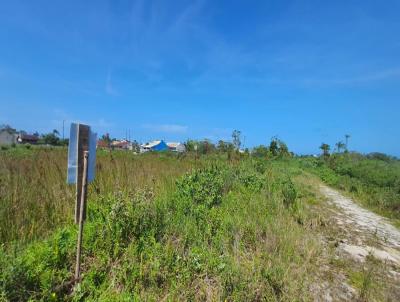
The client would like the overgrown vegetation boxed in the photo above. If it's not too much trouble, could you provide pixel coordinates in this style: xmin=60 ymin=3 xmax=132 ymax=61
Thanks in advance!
xmin=298 ymin=152 xmax=400 ymax=221
xmin=0 ymin=148 xmax=323 ymax=301
xmin=1 ymin=144 xmax=399 ymax=301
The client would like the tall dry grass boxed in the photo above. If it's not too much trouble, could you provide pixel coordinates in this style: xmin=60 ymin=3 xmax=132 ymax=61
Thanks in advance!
xmin=0 ymin=147 xmax=205 ymax=244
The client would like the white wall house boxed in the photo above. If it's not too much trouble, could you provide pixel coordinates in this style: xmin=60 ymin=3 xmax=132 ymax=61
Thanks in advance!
xmin=0 ymin=129 xmax=17 ymax=145
xmin=167 ymin=142 xmax=186 ymax=153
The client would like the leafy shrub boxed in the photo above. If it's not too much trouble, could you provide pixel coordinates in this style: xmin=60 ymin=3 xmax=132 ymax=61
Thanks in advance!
xmin=254 ymin=159 xmax=267 ymax=174
xmin=176 ymin=167 xmax=225 ymax=208
xmin=281 ymin=178 xmax=297 ymax=208
xmin=237 ymin=169 xmax=265 ymax=193
xmin=0 ymin=228 xmax=74 ymax=301
xmin=86 ymin=188 xmax=164 ymax=259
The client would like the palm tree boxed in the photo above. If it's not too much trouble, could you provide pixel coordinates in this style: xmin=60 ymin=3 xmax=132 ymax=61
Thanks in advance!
xmin=232 ymin=130 xmax=241 ymax=151
xmin=345 ymin=134 xmax=351 ymax=152
xmin=335 ymin=141 xmax=346 ymax=153
xmin=319 ymin=143 xmax=331 ymax=157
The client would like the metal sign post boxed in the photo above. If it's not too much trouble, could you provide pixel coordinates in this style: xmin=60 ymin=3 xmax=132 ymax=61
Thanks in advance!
xmin=67 ymin=123 xmax=97 ymax=283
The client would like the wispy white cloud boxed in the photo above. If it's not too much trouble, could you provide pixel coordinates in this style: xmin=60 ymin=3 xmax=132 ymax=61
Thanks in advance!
xmin=141 ymin=123 xmax=188 ymax=134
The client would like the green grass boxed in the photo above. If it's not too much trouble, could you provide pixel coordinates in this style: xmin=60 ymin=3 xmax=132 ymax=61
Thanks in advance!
xmin=2 ymin=148 xmax=396 ymax=301
xmin=0 ymin=149 xmax=322 ymax=301
xmin=297 ymin=153 xmax=400 ymax=222
xmin=0 ymin=148 xmax=210 ymax=244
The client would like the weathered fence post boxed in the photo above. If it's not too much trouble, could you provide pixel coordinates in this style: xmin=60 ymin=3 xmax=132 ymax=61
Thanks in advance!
xmin=67 ymin=123 xmax=97 ymax=285
xmin=75 ymin=150 xmax=89 ymax=281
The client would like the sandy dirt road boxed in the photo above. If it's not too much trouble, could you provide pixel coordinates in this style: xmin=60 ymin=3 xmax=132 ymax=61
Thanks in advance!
xmin=320 ymin=185 xmax=400 ymax=264
xmin=312 ymin=185 xmax=400 ymax=301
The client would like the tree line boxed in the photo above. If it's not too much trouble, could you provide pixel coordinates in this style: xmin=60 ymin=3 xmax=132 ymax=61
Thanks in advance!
xmin=320 ymin=134 xmax=351 ymax=157
xmin=0 ymin=124 xmax=68 ymax=146
xmin=184 ymin=130 xmax=293 ymax=158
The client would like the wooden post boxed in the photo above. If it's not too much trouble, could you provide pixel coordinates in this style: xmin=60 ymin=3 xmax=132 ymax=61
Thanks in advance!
xmin=75 ymin=151 xmax=89 ymax=282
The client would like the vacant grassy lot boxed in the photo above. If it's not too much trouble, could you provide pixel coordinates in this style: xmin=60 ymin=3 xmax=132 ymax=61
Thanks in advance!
xmin=0 ymin=148 xmax=208 ymax=244
xmin=0 ymin=147 xmax=324 ymax=301
xmin=2 ymin=148 xmax=398 ymax=301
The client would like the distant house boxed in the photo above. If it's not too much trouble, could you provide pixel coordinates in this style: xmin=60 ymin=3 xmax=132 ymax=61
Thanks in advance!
xmin=0 ymin=128 xmax=17 ymax=145
xmin=97 ymin=139 xmax=110 ymax=149
xmin=140 ymin=140 xmax=168 ymax=153
xmin=17 ymin=134 xmax=39 ymax=144
xmin=111 ymin=140 xmax=130 ymax=150
xmin=167 ymin=142 xmax=186 ymax=153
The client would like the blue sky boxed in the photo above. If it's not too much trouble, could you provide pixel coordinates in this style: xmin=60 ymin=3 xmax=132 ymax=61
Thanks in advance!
xmin=0 ymin=0 xmax=399 ymax=155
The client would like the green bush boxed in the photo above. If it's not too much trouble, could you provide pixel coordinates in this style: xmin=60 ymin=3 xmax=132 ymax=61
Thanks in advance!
xmin=0 ymin=228 xmax=74 ymax=301
xmin=281 ymin=178 xmax=297 ymax=208
xmin=176 ymin=166 xmax=225 ymax=208
xmin=237 ymin=169 xmax=265 ymax=193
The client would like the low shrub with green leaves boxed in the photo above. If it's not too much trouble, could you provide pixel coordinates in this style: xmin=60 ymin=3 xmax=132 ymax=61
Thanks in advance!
xmin=176 ymin=166 xmax=226 ymax=208
xmin=236 ymin=168 xmax=265 ymax=193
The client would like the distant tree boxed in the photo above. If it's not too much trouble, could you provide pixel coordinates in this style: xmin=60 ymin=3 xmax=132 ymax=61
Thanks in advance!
xmin=53 ymin=129 xmax=60 ymax=137
xmin=226 ymin=142 xmax=235 ymax=153
xmin=320 ymin=143 xmax=331 ymax=157
xmin=199 ymin=140 xmax=208 ymax=154
xmin=345 ymin=134 xmax=351 ymax=152
xmin=217 ymin=140 xmax=227 ymax=152
xmin=101 ymin=133 xmax=112 ymax=146
xmin=41 ymin=132 xmax=60 ymax=145
xmin=252 ymin=145 xmax=269 ymax=157
xmin=269 ymin=137 xmax=279 ymax=156
xmin=217 ymin=140 xmax=234 ymax=153
xmin=366 ymin=152 xmax=395 ymax=162
xmin=184 ymin=140 xmax=197 ymax=152
xmin=277 ymin=140 xmax=290 ymax=157
xmin=232 ymin=130 xmax=241 ymax=150
xmin=199 ymin=139 xmax=216 ymax=154
xmin=335 ymin=141 xmax=346 ymax=153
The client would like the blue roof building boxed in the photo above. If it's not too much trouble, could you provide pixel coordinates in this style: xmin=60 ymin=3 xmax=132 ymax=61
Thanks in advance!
xmin=140 ymin=140 xmax=169 ymax=152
